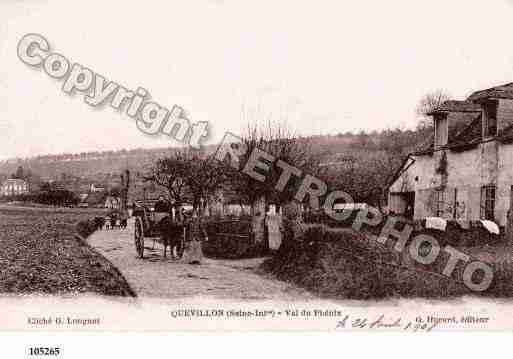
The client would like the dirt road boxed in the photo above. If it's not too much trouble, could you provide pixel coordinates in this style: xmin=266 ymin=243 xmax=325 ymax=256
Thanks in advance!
xmin=87 ymin=219 xmax=313 ymax=300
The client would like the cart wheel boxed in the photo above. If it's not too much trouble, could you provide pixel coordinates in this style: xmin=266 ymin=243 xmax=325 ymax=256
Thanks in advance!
xmin=134 ymin=217 xmax=145 ymax=258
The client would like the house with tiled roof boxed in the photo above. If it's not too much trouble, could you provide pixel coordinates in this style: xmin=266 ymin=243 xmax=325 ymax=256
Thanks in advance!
xmin=388 ymin=82 xmax=513 ymax=230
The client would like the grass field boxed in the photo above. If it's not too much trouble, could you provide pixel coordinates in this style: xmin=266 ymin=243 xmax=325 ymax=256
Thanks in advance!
xmin=263 ymin=225 xmax=513 ymax=300
xmin=0 ymin=205 xmax=135 ymax=297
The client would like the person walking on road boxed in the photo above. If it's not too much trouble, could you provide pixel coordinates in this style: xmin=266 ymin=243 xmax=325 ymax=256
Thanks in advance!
xmin=183 ymin=210 xmax=208 ymax=265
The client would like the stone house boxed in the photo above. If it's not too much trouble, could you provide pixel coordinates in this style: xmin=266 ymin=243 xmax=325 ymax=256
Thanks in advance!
xmin=1 ymin=178 xmax=29 ymax=196
xmin=388 ymin=83 xmax=513 ymax=230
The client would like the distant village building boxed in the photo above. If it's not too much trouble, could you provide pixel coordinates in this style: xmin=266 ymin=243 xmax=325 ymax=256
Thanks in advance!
xmin=90 ymin=183 xmax=105 ymax=193
xmin=389 ymin=83 xmax=513 ymax=231
xmin=104 ymin=196 xmax=121 ymax=209
xmin=1 ymin=179 xmax=29 ymax=196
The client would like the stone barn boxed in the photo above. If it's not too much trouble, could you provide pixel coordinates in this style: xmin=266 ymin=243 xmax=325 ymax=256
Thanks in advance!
xmin=388 ymin=83 xmax=513 ymax=232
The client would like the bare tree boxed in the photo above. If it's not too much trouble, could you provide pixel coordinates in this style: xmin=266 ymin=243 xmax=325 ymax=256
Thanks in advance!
xmin=226 ymin=120 xmax=319 ymax=216
xmin=146 ymin=149 xmax=228 ymax=216
xmin=416 ymin=89 xmax=452 ymax=129
xmin=145 ymin=151 xmax=189 ymax=211
xmin=183 ymin=151 xmax=229 ymax=214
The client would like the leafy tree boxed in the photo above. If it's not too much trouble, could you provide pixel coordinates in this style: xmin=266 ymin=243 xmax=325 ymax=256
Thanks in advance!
xmin=15 ymin=166 xmax=24 ymax=179
xmin=39 ymin=182 xmax=51 ymax=192
xmin=34 ymin=189 xmax=79 ymax=206
xmin=108 ymin=186 xmax=122 ymax=198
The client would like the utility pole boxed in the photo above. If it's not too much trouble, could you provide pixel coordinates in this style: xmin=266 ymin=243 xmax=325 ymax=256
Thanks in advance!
xmin=120 ymin=169 xmax=130 ymax=213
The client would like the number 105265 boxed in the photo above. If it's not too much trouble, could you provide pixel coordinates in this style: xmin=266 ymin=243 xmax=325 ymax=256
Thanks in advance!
xmin=28 ymin=347 xmax=60 ymax=356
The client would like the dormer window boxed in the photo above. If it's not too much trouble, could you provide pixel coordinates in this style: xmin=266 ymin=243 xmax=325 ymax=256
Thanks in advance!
xmin=434 ymin=113 xmax=448 ymax=148
xmin=483 ymin=100 xmax=498 ymax=138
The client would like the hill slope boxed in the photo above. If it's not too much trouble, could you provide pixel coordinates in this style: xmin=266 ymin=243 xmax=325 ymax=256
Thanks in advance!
xmin=0 ymin=130 xmax=427 ymax=181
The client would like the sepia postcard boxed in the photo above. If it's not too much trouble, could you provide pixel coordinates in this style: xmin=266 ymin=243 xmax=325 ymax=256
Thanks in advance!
xmin=3 ymin=0 xmax=513 ymax=337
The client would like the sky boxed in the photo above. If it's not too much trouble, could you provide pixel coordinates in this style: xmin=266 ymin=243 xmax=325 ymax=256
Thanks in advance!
xmin=3 ymin=0 xmax=513 ymax=159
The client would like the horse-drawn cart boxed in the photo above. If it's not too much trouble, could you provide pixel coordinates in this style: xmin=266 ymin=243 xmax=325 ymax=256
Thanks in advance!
xmin=132 ymin=202 xmax=185 ymax=259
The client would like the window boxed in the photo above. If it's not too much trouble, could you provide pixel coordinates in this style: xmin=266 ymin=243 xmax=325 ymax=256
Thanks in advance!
xmin=435 ymin=189 xmax=445 ymax=217
xmin=481 ymin=185 xmax=496 ymax=220
xmin=484 ymin=100 xmax=498 ymax=137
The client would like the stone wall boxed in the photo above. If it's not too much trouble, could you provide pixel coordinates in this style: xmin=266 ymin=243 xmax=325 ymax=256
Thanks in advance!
xmin=498 ymin=99 xmax=513 ymax=132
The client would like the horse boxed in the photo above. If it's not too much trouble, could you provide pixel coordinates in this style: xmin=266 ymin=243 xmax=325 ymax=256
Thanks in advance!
xmin=157 ymin=216 xmax=185 ymax=258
